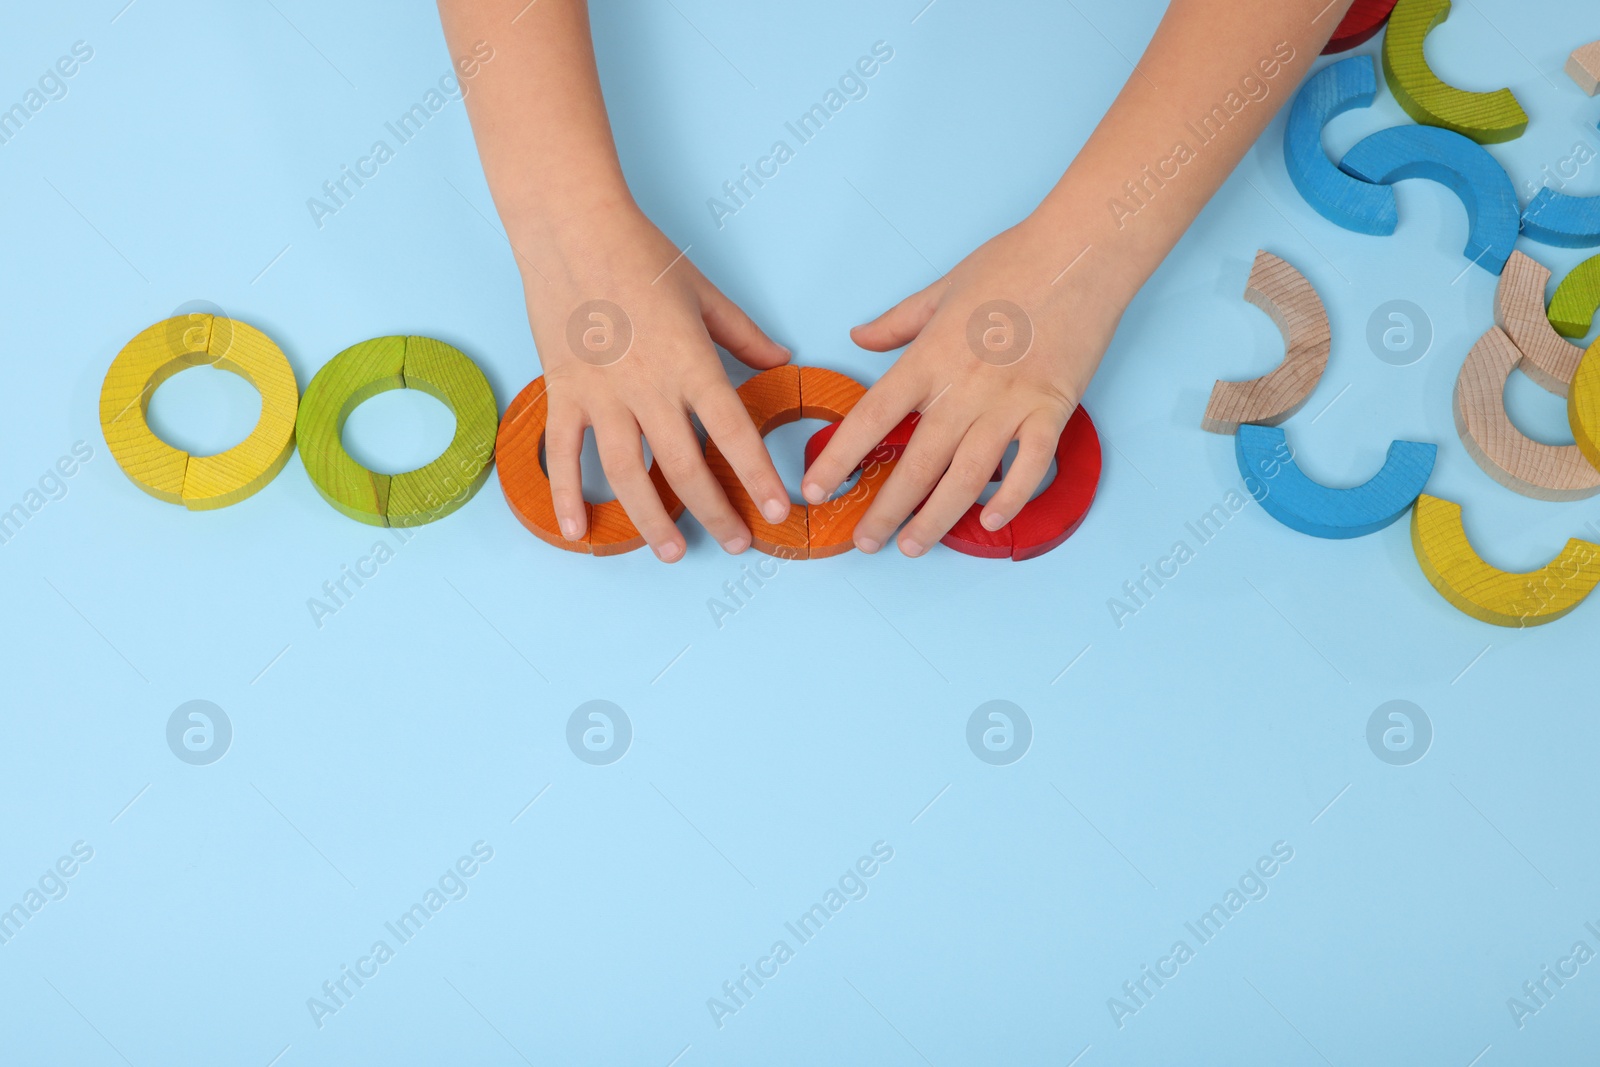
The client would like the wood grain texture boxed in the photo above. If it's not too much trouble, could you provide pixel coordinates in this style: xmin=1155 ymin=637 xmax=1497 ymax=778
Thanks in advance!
xmin=1202 ymin=251 xmax=1332 ymax=434
xmin=1324 ymin=0 xmax=1399 ymax=53
xmin=1565 ymin=337 xmax=1600 ymax=472
xmin=1494 ymin=251 xmax=1585 ymax=395
xmin=496 ymin=377 xmax=591 ymax=553
xmin=295 ymin=335 xmax=404 ymax=526
xmin=1453 ymin=327 xmax=1600 ymax=500
xmin=1236 ymin=424 xmax=1436 ymax=539
xmin=705 ymin=365 xmax=809 ymax=558
xmin=1411 ymin=494 xmax=1600 ymax=626
xmin=386 ymin=337 xmax=497 ymax=527
xmin=1381 ymin=0 xmax=1528 ymax=143
xmin=181 ymin=319 xmax=298 ymax=510
xmin=798 ymin=367 xmax=873 ymax=558
xmin=1337 ymin=123 xmax=1521 ymax=274
xmin=99 ymin=316 xmax=210 ymax=504
xmin=1568 ymin=41 xmax=1600 ymax=96
xmin=1549 ymin=253 xmax=1600 ymax=339
xmin=1284 ymin=57 xmax=1399 ymax=235
xmin=1522 ymin=185 xmax=1600 ymax=250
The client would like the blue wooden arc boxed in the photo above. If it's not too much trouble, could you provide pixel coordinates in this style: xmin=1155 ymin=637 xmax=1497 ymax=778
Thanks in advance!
xmin=1284 ymin=56 xmax=1398 ymax=235
xmin=1236 ymin=424 xmax=1437 ymax=539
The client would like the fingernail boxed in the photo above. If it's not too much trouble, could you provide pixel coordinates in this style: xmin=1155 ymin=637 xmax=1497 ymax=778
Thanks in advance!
xmin=981 ymin=510 xmax=1004 ymax=531
xmin=560 ymin=517 xmax=580 ymax=540
xmin=900 ymin=537 xmax=925 ymax=558
xmin=722 ymin=534 xmax=750 ymax=554
xmin=777 ymin=345 xmax=791 ymax=358
xmin=856 ymin=536 xmax=881 ymax=554
xmin=801 ymin=482 xmax=826 ymax=504
xmin=655 ymin=541 xmax=682 ymax=562
xmin=761 ymin=497 xmax=790 ymax=523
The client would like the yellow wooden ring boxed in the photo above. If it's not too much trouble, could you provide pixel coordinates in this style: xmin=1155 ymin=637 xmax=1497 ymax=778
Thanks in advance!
xmin=99 ymin=315 xmax=298 ymax=509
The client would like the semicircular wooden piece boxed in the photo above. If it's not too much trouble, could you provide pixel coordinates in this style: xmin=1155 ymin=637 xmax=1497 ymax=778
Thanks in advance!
xmin=1454 ymin=327 xmax=1600 ymax=500
xmin=1494 ymin=251 xmax=1585 ymax=395
xmin=1549 ymin=252 xmax=1600 ymax=340
xmin=1522 ymin=186 xmax=1600 ymax=250
xmin=1236 ymin=424 xmax=1436 ymax=539
xmin=1202 ymin=251 xmax=1331 ymax=434
xmin=1381 ymin=0 xmax=1528 ymax=144
xmin=1284 ymin=57 xmax=1399 ymax=235
xmin=1564 ymin=337 xmax=1600 ymax=472
xmin=1411 ymin=494 xmax=1600 ymax=626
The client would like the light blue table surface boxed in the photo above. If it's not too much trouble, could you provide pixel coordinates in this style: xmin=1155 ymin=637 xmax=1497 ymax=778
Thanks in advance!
xmin=3 ymin=1 xmax=1599 ymax=1063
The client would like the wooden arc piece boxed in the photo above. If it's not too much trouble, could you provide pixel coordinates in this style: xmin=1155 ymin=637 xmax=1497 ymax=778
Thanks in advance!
xmin=705 ymin=365 xmax=810 ymax=558
xmin=1567 ymin=41 xmax=1600 ymax=96
xmin=1283 ymin=57 xmax=1399 ymax=235
xmin=1453 ymin=327 xmax=1600 ymax=500
xmin=1236 ymin=424 xmax=1436 ymax=539
xmin=1521 ymin=185 xmax=1600 ymax=250
xmin=1324 ymin=0 xmax=1399 ymax=54
xmin=1336 ymin=123 xmax=1521 ymax=275
xmin=1381 ymin=0 xmax=1528 ymax=143
xmin=799 ymin=367 xmax=896 ymax=559
xmin=494 ymin=375 xmax=682 ymax=555
xmin=1411 ymin=494 xmax=1600 ymax=626
xmin=1493 ymin=251 xmax=1585 ymax=395
xmin=99 ymin=314 xmax=298 ymax=509
xmin=296 ymin=336 xmax=405 ymax=526
xmin=1202 ymin=251 xmax=1332 ymax=434
xmin=1549 ymin=253 xmax=1600 ymax=340
xmin=1564 ymin=337 xmax=1600 ymax=472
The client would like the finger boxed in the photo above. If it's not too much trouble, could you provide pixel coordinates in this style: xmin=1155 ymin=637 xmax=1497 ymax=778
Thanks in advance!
xmin=979 ymin=411 xmax=1068 ymax=531
xmin=850 ymin=278 xmax=943 ymax=352
xmin=851 ymin=411 xmax=969 ymax=554
xmin=544 ymin=394 xmax=589 ymax=541
xmin=637 ymin=405 xmax=753 ymax=554
xmin=690 ymin=380 xmax=791 ymax=525
xmin=897 ymin=421 xmax=1014 ymax=556
xmin=801 ymin=362 xmax=924 ymax=505
xmin=593 ymin=409 xmax=686 ymax=562
xmin=697 ymin=278 xmax=791 ymax=370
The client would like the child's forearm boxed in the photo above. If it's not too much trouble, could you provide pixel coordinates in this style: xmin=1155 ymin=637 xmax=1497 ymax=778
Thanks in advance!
xmin=1035 ymin=0 xmax=1356 ymax=302
xmin=436 ymin=0 xmax=634 ymax=262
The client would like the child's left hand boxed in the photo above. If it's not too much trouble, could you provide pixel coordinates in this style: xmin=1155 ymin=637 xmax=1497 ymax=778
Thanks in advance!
xmin=801 ymin=215 xmax=1129 ymax=556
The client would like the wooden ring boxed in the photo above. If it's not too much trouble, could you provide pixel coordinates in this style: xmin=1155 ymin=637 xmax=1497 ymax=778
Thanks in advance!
xmin=495 ymin=376 xmax=683 ymax=555
xmin=296 ymin=336 xmax=497 ymax=527
xmin=99 ymin=315 xmax=298 ymax=509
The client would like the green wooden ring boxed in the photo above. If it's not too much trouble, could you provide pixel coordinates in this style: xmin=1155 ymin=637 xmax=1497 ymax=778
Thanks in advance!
xmin=296 ymin=335 xmax=497 ymax=527
xmin=1550 ymin=253 xmax=1600 ymax=341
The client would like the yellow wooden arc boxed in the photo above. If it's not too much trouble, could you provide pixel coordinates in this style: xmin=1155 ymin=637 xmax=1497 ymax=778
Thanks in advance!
xmin=1410 ymin=494 xmax=1600 ymax=626
xmin=1565 ymin=337 xmax=1600 ymax=471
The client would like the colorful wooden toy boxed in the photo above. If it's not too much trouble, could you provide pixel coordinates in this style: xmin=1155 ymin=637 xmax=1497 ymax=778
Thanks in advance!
xmin=1202 ymin=251 xmax=1332 ymax=434
xmin=1236 ymin=424 xmax=1436 ymax=539
xmin=802 ymin=414 xmax=1000 ymax=482
xmin=1324 ymin=0 xmax=1399 ymax=54
xmin=495 ymin=375 xmax=682 ymax=555
xmin=1494 ymin=251 xmax=1586 ymax=395
xmin=1453 ymin=327 xmax=1600 ymax=500
xmin=1568 ymin=41 xmax=1600 ymax=96
xmin=797 ymin=368 xmax=895 ymax=559
xmin=1381 ymin=0 xmax=1527 ymax=143
xmin=1522 ymin=187 xmax=1600 ymax=249
xmin=100 ymin=315 xmax=298 ymax=509
xmin=1549 ymin=253 xmax=1600 ymax=339
xmin=297 ymin=336 xmax=495 ymax=527
xmin=1337 ymin=124 xmax=1520 ymax=274
xmin=1283 ymin=57 xmax=1399 ymax=235
xmin=1411 ymin=494 xmax=1600 ymax=626
xmin=705 ymin=366 xmax=810 ymax=558
xmin=1565 ymin=337 xmax=1600 ymax=472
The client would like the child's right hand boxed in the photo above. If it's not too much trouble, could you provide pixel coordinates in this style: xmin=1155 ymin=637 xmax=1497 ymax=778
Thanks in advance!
xmin=521 ymin=203 xmax=793 ymax=561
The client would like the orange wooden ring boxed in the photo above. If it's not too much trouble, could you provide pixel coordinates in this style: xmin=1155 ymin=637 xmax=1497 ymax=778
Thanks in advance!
xmin=495 ymin=376 xmax=682 ymax=555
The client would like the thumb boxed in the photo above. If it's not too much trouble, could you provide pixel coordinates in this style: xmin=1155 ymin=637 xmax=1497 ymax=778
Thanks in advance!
xmin=850 ymin=279 xmax=944 ymax=352
xmin=697 ymin=278 xmax=790 ymax=370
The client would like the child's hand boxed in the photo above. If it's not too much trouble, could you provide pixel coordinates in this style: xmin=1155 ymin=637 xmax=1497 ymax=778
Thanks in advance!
xmin=801 ymin=218 xmax=1126 ymax=556
xmin=525 ymin=205 xmax=792 ymax=561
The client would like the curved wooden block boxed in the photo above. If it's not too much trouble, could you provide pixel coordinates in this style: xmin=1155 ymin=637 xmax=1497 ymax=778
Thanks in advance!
xmin=1568 ymin=41 xmax=1600 ymax=96
xmin=1202 ymin=251 xmax=1332 ymax=434
xmin=1324 ymin=0 xmax=1399 ymax=54
xmin=1381 ymin=0 xmax=1527 ymax=143
xmin=800 ymin=368 xmax=887 ymax=560
xmin=706 ymin=366 xmax=809 ymax=558
xmin=1493 ymin=251 xmax=1585 ymax=395
xmin=1236 ymin=424 xmax=1436 ymax=539
xmin=1549 ymin=253 xmax=1600 ymax=339
xmin=297 ymin=336 xmax=404 ymax=526
xmin=1337 ymin=124 xmax=1520 ymax=275
xmin=1565 ymin=337 xmax=1600 ymax=472
xmin=1284 ymin=57 xmax=1400 ymax=236
xmin=494 ymin=375 xmax=682 ymax=555
xmin=100 ymin=315 xmax=298 ymax=509
xmin=1522 ymin=187 xmax=1600 ymax=250
xmin=1411 ymin=494 xmax=1600 ymax=626
xmin=1454 ymin=327 xmax=1600 ymax=500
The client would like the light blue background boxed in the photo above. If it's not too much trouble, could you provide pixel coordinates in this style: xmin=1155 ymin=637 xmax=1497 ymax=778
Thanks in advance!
xmin=2 ymin=1 xmax=1599 ymax=1064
